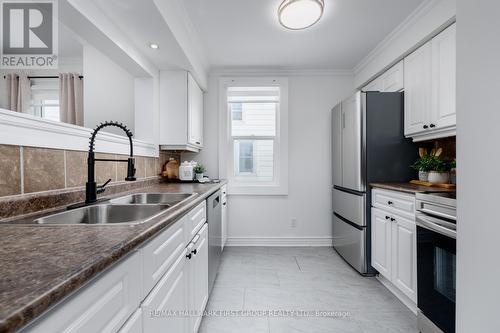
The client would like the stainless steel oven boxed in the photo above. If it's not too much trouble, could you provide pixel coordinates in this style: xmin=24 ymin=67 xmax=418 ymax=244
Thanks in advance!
xmin=416 ymin=192 xmax=456 ymax=333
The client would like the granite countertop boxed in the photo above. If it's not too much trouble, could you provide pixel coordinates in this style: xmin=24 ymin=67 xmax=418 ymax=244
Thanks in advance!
xmin=0 ymin=181 xmax=226 ymax=333
xmin=370 ymin=182 xmax=456 ymax=194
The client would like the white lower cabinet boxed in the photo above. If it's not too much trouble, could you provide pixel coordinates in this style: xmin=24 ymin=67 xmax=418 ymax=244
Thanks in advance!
xmin=23 ymin=200 xmax=211 ymax=333
xmin=187 ymin=223 xmax=209 ymax=333
xmin=23 ymin=251 xmax=142 ymax=333
xmin=221 ymin=185 xmax=227 ymax=250
xmin=391 ymin=214 xmax=417 ymax=301
xmin=142 ymin=249 xmax=189 ymax=333
xmin=371 ymin=207 xmax=417 ymax=303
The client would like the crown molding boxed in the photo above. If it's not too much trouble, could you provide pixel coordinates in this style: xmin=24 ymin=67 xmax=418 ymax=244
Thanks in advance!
xmin=209 ymin=67 xmax=353 ymax=77
xmin=353 ymin=0 xmax=440 ymax=75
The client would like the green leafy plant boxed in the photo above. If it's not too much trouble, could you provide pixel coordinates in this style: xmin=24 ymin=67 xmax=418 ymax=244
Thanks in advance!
xmin=412 ymin=155 xmax=434 ymax=172
xmin=428 ymin=155 xmax=451 ymax=173
xmin=193 ymin=163 xmax=206 ymax=174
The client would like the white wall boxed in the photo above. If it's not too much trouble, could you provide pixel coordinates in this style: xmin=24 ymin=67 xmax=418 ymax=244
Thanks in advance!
xmin=83 ymin=44 xmax=135 ymax=136
xmin=354 ymin=0 xmax=456 ymax=88
xmin=455 ymin=0 xmax=500 ymax=331
xmin=189 ymin=73 xmax=353 ymax=244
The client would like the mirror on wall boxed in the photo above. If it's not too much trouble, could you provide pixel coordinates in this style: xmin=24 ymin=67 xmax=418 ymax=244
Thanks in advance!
xmin=0 ymin=2 xmax=138 ymax=138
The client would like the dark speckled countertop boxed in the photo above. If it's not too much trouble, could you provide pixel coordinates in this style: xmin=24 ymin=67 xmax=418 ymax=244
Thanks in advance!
xmin=370 ymin=182 xmax=456 ymax=194
xmin=0 ymin=182 xmax=226 ymax=333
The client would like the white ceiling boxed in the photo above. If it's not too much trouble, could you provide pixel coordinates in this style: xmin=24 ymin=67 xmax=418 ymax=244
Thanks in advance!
xmin=183 ymin=0 xmax=426 ymax=70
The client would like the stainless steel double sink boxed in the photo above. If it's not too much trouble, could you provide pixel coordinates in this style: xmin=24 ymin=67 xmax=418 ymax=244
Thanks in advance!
xmin=33 ymin=193 xmax=196 ymax=226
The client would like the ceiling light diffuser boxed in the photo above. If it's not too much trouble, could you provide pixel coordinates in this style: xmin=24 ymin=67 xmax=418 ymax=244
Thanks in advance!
xmin=278 ymin=0 xmax=324 ymax=30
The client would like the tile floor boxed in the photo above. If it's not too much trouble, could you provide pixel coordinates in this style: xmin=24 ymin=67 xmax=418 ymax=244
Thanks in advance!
xmin=199 ymin=247 xmax=418 ymax=333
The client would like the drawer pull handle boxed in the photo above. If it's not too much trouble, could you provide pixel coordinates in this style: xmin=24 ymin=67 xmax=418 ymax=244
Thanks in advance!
xmin=390 ymin=217 xmax=396 ymax=222
xmin=385 ymin=216 xmax=390 ymax=220
xmin=191 ymin=248 xmax=197 ymax=255
xmin=186 ymin=253 xmax=192 ymax=259
xmin=387 ymin=201 xmax=393 ymax=205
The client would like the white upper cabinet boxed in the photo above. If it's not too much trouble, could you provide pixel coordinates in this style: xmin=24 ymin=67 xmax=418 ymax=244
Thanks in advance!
xmin=188 ymin=74 xmax=204 ymax=147
xmin=431 ymin=23 xmax=457 ymax=130
xmin=404 ymin=42 xmax=432 ymax=137
xmin=404 ymin=23 xmax=456 ymax=141
xmin=160 ymin=71 xmax=204 ymax=152
xmin=363 ymin=61 xmax=404 ymax=93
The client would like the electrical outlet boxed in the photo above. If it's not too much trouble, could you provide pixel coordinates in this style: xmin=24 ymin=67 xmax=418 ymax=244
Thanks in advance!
xmin=290 ymin=218 xmax=297 ymax=228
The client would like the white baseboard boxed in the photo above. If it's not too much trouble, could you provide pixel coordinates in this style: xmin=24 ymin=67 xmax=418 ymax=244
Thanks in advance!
xmin=225 ymin=237 xmax=333 ymax=247
xmin=376 ymin=275 xmax=418 ymax=315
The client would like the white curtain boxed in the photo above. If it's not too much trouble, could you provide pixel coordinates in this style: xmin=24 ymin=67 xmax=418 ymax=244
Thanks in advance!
xmin=59 ymin=73 xmax=83 ymax=126
xmin=6 ymin=73 xmax=31 ymax=113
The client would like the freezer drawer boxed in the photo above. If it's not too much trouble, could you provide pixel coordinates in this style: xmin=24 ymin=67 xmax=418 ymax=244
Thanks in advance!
xmin=333 ymin=213 xmax=367 ymax=274
xmin=333 ymin=188 xmax=366 ymax=227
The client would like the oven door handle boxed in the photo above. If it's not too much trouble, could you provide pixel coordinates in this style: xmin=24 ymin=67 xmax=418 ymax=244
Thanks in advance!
xmin=416 ymin=215 xmax=457 ymax=239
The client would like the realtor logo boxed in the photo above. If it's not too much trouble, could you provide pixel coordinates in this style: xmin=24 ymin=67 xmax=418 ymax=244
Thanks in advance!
xmin=0 ymin=0 xmax=58 ymax=68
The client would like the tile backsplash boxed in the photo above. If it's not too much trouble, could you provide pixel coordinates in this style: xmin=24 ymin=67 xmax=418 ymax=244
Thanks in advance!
xmin=0 ymin=144 xmax=161 ymax=198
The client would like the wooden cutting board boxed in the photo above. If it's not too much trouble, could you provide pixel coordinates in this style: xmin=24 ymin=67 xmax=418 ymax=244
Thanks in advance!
xmin=410 ymin=180 xmax=456 ymax=189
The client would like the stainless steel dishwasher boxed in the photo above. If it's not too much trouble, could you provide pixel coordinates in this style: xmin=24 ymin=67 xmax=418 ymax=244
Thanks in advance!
xmin=207 ymin=190 xmax=222 ymax=293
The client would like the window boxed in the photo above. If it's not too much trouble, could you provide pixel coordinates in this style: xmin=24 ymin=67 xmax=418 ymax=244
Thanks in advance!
xmin=237 ymin=140 xmax=254 ymax=173
xmin=30 ymin=78 xmax=60 ymax=122
xmin=220 ymin=78 xmax=288 ymax=195
xmin=231 ymin=102 xmax=243 ymax=121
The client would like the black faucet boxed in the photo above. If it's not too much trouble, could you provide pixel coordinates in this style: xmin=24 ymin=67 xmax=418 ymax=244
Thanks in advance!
xmin=85 ymin=121 xmax=136 ymax=204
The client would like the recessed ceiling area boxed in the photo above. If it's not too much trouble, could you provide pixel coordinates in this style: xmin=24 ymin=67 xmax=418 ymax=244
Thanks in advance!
xmin=183 ymin=0 xmax=426 ymax=70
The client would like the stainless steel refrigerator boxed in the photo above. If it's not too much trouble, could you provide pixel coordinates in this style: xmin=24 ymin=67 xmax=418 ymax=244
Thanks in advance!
xmin=332 ymin=91 xmax=416 ymax=275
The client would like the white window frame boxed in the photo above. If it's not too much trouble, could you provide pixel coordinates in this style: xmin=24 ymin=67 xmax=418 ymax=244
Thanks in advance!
xmin=218 ymin=77 xmax=289 ymax=195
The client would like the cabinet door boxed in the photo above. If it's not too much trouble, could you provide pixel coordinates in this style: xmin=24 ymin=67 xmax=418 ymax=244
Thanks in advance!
xmin=382 ymin=61 xmax=404 ymax=92
xmin=391 ymin=215 xmax=417 ymax=302
xmin=188 ymin=73 xmax=203 ymax=147
xmin=404 ymin=42 xmax=432 ymax=136
xmin=142 ymin=250 xmax=188 ymax=333
xmin=431 ymin=24 xmax=456 ymax=130
xmin=188 ymin=223 xmax=209 ymax=333
xmin=221 ymin=199 xmax=227 ymax=250
xmin=371 ymin=208 xmax=392 ymax=280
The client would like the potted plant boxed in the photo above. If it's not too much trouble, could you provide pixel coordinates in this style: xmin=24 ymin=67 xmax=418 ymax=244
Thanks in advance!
xmin=412 ymin=154 xmax=433 ymax=181
xmin=427 ymin=155 xmax=451 ymax=184
xmin=193 ymin=163 xmax=206 ymax=181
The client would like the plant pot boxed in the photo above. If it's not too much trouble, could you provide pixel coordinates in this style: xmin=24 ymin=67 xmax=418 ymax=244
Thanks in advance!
xmin=418 ymin=171 xmax=429 ymax=182
xmin=195 ymin=173 xmax=204 ymax=181
xmin=428 ymin=171 xmax=450 ymax=184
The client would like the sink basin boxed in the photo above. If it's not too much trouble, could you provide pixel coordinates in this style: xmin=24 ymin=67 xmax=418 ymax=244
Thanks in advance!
xmin=34 ymin=204 xmax=169 ymax=225
xmin=109 ymin=193 xmax=195 ymax=205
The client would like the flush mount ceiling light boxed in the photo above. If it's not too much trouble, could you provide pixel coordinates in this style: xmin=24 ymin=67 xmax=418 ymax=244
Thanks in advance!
xmin=149 ymin=43 xmax=159 ymax=49
xmin=278 ymin=0 xmax=324 ymax=30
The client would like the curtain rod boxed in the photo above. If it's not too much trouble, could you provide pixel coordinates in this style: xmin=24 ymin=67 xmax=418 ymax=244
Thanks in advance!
xmin=3 ymin=75 xmax=83 ymax=79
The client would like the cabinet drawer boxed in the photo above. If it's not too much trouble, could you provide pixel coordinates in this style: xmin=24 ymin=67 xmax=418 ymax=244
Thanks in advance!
xmin=187 ymin=201 xmax=206 ymax=241
xmin=142 ymin=249 xmax=188 ymax=333
xmin=23 ymin=252 xmax=142 ymax=333
xmin=142 ymin=216 xmax=186 ymax=295
xmin=372 ymin=189 xmax=415 ymax=219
